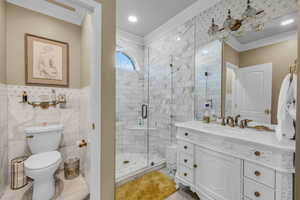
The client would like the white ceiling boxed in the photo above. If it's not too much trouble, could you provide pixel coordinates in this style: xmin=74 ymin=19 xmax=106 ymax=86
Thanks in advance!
xmin=117 ymin=0 xmax=197 ymax=37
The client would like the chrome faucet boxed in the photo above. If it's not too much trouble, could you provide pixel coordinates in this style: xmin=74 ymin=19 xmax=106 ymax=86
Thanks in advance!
xmin=226 ymin=116 xmax=235 ymax=127
xmin=234 ymin=115 xmax=241 ymax=126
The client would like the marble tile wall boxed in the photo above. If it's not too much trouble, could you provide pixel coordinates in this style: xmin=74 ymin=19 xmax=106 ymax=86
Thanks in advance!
xmin=6 ymin=85 xmax=85 ymax=174
xmin=0 ymin=83 xmax=8 ymax=198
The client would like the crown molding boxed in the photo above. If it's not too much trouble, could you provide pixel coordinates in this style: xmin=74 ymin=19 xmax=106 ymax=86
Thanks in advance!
xmin=117 ymin=29 xmax=145 ymax=46
xmin=226 ymin=30 xmax=297 ymax=52
xmin=144 ymin=0 xmax=222 ymax=45
xmin=6 ymin=0 xmax=86 ymax=25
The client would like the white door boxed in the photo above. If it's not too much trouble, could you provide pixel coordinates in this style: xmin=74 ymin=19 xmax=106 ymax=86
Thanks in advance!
xmin=194 ymin=147 xmax=243 ymax=200
xmin=235 ymin=63 xmax=272 ymax=123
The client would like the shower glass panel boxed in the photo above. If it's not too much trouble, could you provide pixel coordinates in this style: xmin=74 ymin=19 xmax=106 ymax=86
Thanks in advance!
xmin=147 ymin=48 xmax=172 ymax=166
xmin=115 ymin=19 xmax=195 ymax=181
xmin=147 ymin=20 xmax=195 ymax=166
xmin=115 ymin=51 xmax=148 ymax=181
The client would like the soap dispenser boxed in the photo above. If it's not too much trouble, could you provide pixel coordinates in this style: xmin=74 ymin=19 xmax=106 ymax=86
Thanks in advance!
xmin=203 ymin=103 xmax=211 ymax=123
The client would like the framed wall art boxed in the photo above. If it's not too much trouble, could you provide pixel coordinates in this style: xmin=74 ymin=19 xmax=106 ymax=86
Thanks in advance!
xmin=25 ymin=34 xmax=69 ymax=87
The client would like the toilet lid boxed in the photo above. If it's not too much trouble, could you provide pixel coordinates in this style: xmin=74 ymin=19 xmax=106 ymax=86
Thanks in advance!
xmin=25 ymin=151 xmax=61 ymax=170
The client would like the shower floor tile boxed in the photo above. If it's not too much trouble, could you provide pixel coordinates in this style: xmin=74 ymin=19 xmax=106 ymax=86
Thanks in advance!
xmin=0 ymin=171 xmax=89 ymax=200
xmin=116 ymin=152 xmax=165 ymax=180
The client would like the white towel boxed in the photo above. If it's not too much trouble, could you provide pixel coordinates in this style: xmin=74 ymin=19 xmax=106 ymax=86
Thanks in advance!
xmin=276 ymin=74 xmax=297 ymax=141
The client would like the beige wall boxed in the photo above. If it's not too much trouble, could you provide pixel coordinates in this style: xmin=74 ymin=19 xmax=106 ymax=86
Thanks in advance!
xmin=0 ymin=1 xmax=6 ymax=84
xmin=239 ymin=39 xmax=297 ymax=124
xmin=94 ymin=0 xmax=116 ymax=200
xmin=81 ymin=15 xmax=93 ymax=88
xmin=223 ymin=40 xmax=297 ymax=124
xmin=224 ymin=43 xmax=239 ymax=66
xmin=6 ymin=3 xmax=82 ymax=88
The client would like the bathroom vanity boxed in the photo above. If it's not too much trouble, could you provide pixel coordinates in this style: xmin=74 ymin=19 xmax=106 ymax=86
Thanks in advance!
xmin=175 ymin=121 xmax=295 ymax=200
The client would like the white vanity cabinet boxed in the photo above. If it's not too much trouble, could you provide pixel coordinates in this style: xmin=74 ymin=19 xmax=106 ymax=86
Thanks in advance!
xmin=175 ymin=121 xmax=295 ymax=200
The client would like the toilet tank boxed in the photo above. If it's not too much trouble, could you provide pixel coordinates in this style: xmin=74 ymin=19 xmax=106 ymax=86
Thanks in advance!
xmin=25 ymin=124 xmax=64 ymax=154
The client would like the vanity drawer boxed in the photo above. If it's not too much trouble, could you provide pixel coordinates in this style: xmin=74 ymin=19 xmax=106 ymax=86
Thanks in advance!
xmin=244 ymin=161 xmax=275 ymax=188
xmin=177 ymin=128 xmax=194 ymax=140
xmin=244 ymin=178 xmax=274 ymax=200
xmin=178 ymin=165 xmax=194 ymax=183
xmin=179 ymin=152 xmax=194 ymax=168
xmin=178 ymin=141 xmax=194 ymax=155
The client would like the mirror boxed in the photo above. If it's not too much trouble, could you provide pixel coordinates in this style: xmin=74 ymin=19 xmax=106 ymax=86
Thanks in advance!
xmin=223 ymin=11 xmax=298 ymax=127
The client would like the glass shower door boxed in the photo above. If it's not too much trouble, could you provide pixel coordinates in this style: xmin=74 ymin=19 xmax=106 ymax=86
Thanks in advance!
xmin=115 ymin=52 xmax=148 ymax=181
xmin=146 ymin=48 xmax=172 ymax=166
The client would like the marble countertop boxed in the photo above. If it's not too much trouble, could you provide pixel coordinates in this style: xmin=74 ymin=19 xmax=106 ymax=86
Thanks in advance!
xmin=175 ymin=121 xmax=296 ymax=152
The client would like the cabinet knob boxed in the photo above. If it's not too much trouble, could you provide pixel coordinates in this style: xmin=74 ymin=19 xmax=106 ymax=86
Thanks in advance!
xmin=184 ymin=159 xmax=188 ymax=163
xmin=185 ymin=132 xmax=189 ymax=136
xmin=254 ymin=191 xmax=261 ymax=197
xmin=254 ymin=171 xmax=261 ymax=177
xmin=254 ymin=151 xmax=261 ymax=157
xmin=184 ymin=146 xmax=188 ymax=149
xmin=184 ymin=173 xmax=187 ymax=176
xmin=193 ymin=164 xmax=198 ymax=168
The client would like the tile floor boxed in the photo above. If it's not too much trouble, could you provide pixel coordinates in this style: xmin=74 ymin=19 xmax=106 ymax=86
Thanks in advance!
xmin=166 ymin=188 xmax=200 ymax=200
xmin=0 ymin=171 xmax=89 ymax=200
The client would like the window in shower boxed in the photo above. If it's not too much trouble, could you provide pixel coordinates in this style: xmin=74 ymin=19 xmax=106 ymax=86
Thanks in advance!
xmin=116 ymin=51 xmax=136 ymax=71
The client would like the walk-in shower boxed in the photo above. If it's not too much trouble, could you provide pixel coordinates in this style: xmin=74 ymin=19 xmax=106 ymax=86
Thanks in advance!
xmin=115 ymin=20 xmax=195 ymax=182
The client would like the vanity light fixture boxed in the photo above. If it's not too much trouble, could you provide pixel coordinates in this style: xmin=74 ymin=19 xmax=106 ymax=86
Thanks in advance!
xmin=128 ymin=15 xmax=138 ymax=23
xmin=208 ymin=0 xmax=265 ymax=39
xmin=281 ymin=19 xmax=295 ymax=26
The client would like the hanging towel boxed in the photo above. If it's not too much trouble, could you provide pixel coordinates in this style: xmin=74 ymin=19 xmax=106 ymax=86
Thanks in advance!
xmin=276 ymin=74 xmax=296 ymax=141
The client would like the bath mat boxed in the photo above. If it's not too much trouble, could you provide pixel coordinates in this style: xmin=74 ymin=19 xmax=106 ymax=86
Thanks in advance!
xmin=116 ymin=171 xmax=176 ymax=200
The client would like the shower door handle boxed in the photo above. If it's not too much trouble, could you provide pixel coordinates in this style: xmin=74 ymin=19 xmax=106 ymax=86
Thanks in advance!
xmin=142 ymin=104 xmax=148 ymax=119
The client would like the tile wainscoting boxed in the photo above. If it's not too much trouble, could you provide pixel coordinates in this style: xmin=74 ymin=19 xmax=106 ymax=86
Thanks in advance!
xmin=4 ymin=85 xmax=90 ymax=189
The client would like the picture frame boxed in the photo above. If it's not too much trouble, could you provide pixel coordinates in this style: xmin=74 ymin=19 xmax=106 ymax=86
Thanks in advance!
xmin=25 ymin=34 xmax=69 ymax=87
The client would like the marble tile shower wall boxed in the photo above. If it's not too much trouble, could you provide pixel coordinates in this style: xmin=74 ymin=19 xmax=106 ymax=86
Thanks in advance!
xmin=146 ymin=20 xmax=195 ymax=157
xmin=7 ymin=85 xmax=85 ymax=172
xmin=0 ymin=83 xmax=8 ymax=198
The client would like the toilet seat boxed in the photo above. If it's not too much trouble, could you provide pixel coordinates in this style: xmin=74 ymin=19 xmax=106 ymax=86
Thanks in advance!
xmin=25 ymin=151 xmax=61 ymax=170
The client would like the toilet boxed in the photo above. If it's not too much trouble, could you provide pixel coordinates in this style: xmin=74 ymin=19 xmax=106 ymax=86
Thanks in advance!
xmin=24 ymin=124 xmax=63 ymax=200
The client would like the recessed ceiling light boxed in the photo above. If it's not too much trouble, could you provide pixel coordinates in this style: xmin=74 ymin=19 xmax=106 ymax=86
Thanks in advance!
xmin=281 ymin=19 xmax=294 ymax=26
xmin=128 ymin=15 xmax=138 ymax=23
xmin=176 ymin=36 xmax=181 ymax=41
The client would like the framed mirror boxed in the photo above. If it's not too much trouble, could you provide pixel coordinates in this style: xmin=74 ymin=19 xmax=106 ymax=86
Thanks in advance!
xmin=223 ymin=11 xmax=298 ymax=131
